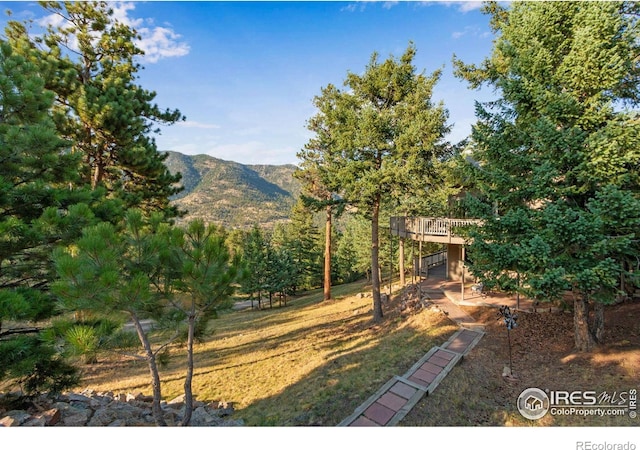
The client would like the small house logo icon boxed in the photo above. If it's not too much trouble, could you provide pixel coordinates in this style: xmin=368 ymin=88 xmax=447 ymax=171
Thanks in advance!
xmin=525 ymin=395 xmax=543 ymax=411
xmin=517 ymin=388 xmax=550 ymax=420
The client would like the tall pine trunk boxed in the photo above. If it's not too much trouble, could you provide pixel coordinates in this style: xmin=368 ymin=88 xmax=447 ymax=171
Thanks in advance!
xmin=371 ymin=197 xmax=383 ymax=322
xmin=399 ymin=238 xmax=405 ymax=287
xmin=324 ymin=205 xmax=332 ymax=301
xmin=574 ymin=295 xmax=597 ymax=352
xmin=592 ymin=301 xmax=605 ymax=344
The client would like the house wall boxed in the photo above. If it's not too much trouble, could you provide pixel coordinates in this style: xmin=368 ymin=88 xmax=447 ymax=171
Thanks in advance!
xmin=447 ymin=243 xmax=474 ymax=282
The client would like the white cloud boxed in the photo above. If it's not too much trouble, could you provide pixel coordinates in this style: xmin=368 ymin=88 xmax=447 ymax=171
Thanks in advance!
xmin=111 ymin=2 xmax=190 ymax=63
xmin=136 ymin=26 xmax=190 ymax=63
xmin=37 ymin=11 xmax=65 ymax=29
xmin=178 ymin=121 xmax=221 ymax=130
xmin=39 ymin=1 xmax=189 ymax=64
xmin=111 ymin=2 xmax=142 ymax=28
xmin=451 ymin=25 xmax=490 ymax=40
xmin=341 ymin=3 xmax=363 ymax=13
xmin=417 ymin=1 xmax=484 ymax=13
xmin=457 ymin=2 xmax=484 ymax=13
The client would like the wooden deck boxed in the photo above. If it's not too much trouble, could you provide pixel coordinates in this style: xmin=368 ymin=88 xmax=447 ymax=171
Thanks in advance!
xmin=390 ymin=217 xmax=481 ymax=245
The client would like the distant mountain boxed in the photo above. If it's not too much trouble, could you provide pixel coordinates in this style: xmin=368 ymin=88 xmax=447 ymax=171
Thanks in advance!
xmin=162 ymin=151 xmax=301 ymax=229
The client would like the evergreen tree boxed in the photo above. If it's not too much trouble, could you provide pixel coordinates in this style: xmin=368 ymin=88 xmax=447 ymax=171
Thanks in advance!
xmin=283 ymin=199 xmax=323 ymax=291
xmin=270 ymin=222 xmax=301 ymax=296
xmin=240 ymin=225 xmax=270 ymax=309
xmin=455 ymin=1 xmax=640 ymax=351
xmin=54 ymin=213 xmax=245 ymax=427
xmin=53 ymin=210 xmax=177 ymax=425
xmin=307 ymin=43 xmax=450 ymax=321
xmin=169 ymin=219 xmax=244 ymax=426
xmin=6 ymin=1 xmax=185 ymax=218
xmin=0 ymin=41 xmax=97 ymax=394
xmin=335 ymin=214 xmax=371 ymax=283
xmin=296 ymin=132 xmax=346 ymax=300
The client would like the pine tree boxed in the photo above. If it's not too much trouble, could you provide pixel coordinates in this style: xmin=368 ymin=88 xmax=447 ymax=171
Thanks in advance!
xmin=53 ymin=210 xmax=176 ymax=425
xmin=240 ymin=225 xmax=270 ymax=309
xmin=296 ymin=128 xmax=346 ymax=300
xmin=335 ymin=215 xmax=371 ymax=283
xmin=0 ymin=41 xmax=98 ymax=394
xmin=455 ymin=1 xmax=640 ymax=351
xmin=170 ymin=219 xmax=244 ymax=426
xmin=6 ymin=1 xmax=185 ymax=218
xmin=54 ymin=212 xmax=245 ymax=426
xmin=306 ymin=43 xmax=450 ymax=321
xmin=284 ymin=199 xmax=323 ymax=291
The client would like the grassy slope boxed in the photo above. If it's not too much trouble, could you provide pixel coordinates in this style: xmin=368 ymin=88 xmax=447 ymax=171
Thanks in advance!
xmin=77 ymin=280 xmax=457 ymax=426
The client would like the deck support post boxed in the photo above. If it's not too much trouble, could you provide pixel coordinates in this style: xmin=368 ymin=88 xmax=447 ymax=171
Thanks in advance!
xmin=399 ymin=238 xmax=405 ymax=287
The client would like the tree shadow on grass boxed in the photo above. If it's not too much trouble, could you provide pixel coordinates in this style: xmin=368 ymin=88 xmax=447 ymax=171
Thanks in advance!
xmin=76 ymin=280 xmax=459 ymax=424
xmin=225 ymin=312 xmax=458 ymax=426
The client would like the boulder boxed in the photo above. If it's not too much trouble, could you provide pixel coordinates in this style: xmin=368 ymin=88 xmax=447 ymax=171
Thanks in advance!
xmin=61 ymin=408 xmax=92 ymax=426
xmin=0 ymin=411 xmax=31 ymax=426
xmin=40 ymin=408 xmax=62 ymax=426
xmin=189 ymin=406 xmax=223 ymax=427
xmin=22 ymin=416 xmax=46 ymax=427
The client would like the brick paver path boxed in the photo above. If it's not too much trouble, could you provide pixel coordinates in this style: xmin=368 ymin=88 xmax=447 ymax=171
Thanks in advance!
xmin=338 ymin=278 xmax=486 ymax=427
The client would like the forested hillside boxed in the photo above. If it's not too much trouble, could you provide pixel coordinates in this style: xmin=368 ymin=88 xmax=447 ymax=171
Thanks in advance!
xmin=163 ymin=151 xmax=301 ymax=228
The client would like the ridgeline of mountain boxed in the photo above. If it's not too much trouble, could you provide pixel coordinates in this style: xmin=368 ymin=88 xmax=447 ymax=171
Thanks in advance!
xmin=162 ymin=151 xmax=301 ymax=229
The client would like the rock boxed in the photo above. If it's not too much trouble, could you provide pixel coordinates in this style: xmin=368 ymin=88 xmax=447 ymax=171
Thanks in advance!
xmin=292 ymin=412 xmax=312 ymax=425
xmin=0 ymin=415 xmax=21 ymax=427
xmin=108 ymin=419 xmax=126 ymax=427
xmin=190 ymin=406 xmax=222 ymax=426
xmin=22 ymin=416 xmax=46 ymax=427
xmin=126 ymin=392 xmax=153 ymax=403
xmin=224 ymin=419 xmax=245 ymax=426
xmin=0 ymin=390 xmax=243 ymax=427
xmin=162 ymin=409 xmax=179 ymax=426
xmin=67 ymin=393 xmax=93 ymax=403
xmin=167 ymin=394 xmax=185 ymax=405
xmin=61 ymin=409 xmax=92 ymax=426
xmin=1 ymin=411 xmax=31 ymax=426
xmin=88 ymin=406 xmax=130 ymax=426
xmin=41 ymin=408 xmax=61 ymax=426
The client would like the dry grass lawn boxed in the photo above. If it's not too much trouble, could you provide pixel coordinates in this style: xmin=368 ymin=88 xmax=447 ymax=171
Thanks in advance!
xmin=77 ymin=280 xmax=458 ymax=426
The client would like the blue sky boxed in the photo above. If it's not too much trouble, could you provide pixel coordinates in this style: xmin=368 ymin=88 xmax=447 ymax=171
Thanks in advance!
xmin=0 ymin=1 xmax=498 ymax=165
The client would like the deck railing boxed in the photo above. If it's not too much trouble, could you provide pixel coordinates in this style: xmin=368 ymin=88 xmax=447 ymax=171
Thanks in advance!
xmin=390 ymin=217 xmax=482 ymax=241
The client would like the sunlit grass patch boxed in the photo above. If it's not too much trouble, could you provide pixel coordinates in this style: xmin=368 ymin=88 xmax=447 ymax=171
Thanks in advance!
xmin=76 ymin=278 xmax=457 ymax=426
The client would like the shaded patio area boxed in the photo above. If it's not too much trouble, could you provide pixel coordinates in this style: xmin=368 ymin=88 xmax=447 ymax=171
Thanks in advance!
xmin=418 ymin=265 xmax=539 ymax=313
